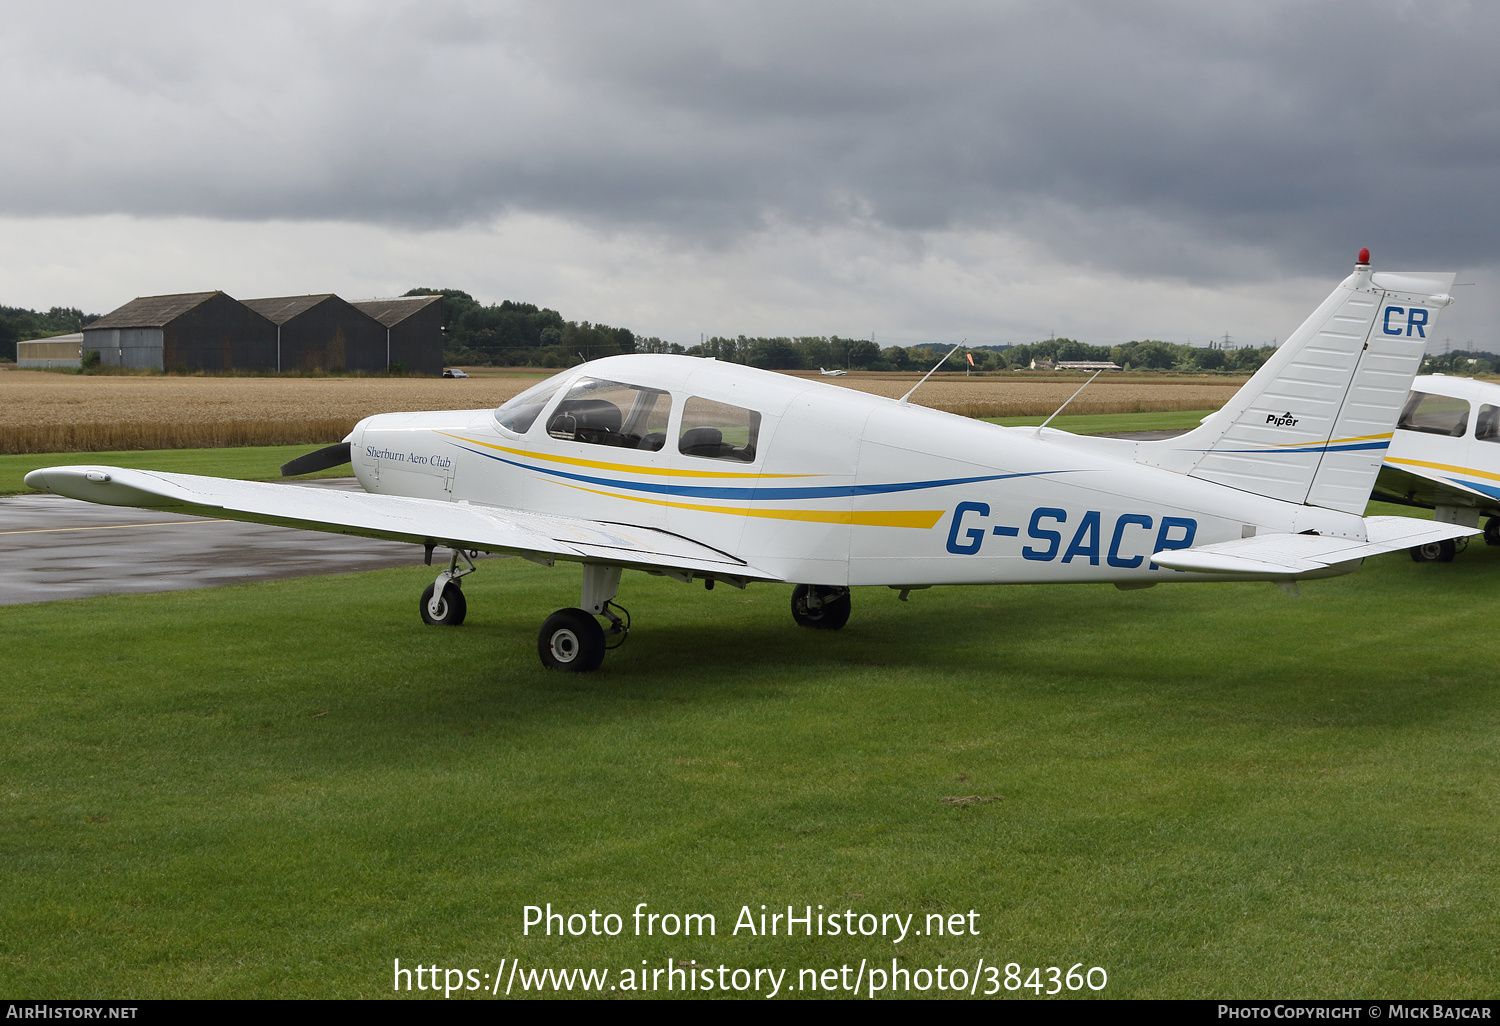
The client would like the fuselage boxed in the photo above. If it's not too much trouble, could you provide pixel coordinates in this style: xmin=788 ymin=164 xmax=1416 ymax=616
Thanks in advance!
xmin=1377 ymin=373 xmax=1500 ymax=518
xmin=350 ymin=355 xmax=1364 ymax=587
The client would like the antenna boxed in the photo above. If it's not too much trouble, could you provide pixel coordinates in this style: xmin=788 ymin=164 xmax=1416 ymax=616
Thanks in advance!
xmin=898 ymin=343 xmax=963 ymax=404
xmin=1034 ymin=369 xmax=1104 ymax=436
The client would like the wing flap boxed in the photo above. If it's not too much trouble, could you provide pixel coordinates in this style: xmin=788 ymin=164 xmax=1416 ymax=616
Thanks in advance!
xmin=24 ymin=466 xmax=775 ymax=581
xmin=1151 ymin=515 xmax=1477 ymax=575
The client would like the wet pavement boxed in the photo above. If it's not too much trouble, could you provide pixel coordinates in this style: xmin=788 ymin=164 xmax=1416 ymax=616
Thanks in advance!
xmin=0 ymin=479 xmax=425 ymax=606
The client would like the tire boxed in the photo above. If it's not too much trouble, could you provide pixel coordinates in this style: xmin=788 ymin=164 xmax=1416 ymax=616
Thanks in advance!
xmin=538 ymin=608 xmax=606 ymax=671
xmin=1409 ymin=539 xmax=1456 ymax=563
xmin=790 ymin=584 xmax=852 ymax=630
xmin=419 ymin=581 xmax=467 ymax=626
xmin=1485 ymin=517 xmax=1500 ymax=547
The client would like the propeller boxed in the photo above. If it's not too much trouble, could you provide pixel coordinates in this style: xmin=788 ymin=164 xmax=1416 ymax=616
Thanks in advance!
xmin=280 ymin=441 xmax=352 ymax=477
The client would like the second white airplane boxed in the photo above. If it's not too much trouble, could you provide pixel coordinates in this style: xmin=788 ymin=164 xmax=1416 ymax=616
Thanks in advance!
xmin=25 ymin=250 xmax=1474 ymax=671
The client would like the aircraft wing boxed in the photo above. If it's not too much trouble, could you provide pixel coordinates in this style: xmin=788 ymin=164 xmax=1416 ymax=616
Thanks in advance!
xmin=1150 ymin=516 xmax=1478 ymax=576
xmin=23 ymin=466 xmax=777 ymax=583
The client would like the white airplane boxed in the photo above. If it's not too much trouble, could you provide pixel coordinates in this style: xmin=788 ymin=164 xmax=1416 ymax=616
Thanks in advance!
xmin=1374 ymin=373 xmax=1500 ymax=561
xmin=24 ymin=251 xmax=1476 ymax=672
xmin=819 ymin=367 xmax=847 ymax=377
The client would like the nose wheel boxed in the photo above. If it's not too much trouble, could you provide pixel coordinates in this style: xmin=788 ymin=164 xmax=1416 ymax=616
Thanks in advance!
xmin=419 ymin=548 xmax=477 ymax=625
xmin=420 ymin=580 xmax=467 ymax=625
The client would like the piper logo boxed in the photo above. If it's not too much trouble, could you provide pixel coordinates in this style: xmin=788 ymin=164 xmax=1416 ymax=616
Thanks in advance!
xmin=1266 ymin=411 xmax=1299 ymax=427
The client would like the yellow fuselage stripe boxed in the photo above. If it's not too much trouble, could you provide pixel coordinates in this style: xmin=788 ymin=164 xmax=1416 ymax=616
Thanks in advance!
xmin=443 ymin=433 xmax=812 ymax=480
xmin=1386 ymin=456 xmax=1500 ymax=483
xmin=558 ymin=483 xmax=944 ymax=529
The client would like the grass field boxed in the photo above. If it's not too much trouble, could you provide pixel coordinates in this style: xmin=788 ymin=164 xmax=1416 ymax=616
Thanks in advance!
xmin=3 ymin=502 xmax=1498 ymax=999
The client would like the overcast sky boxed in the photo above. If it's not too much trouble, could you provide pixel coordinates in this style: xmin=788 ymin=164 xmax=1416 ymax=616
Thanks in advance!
xmin=3 ymin=1 xmax=1498 ymax=349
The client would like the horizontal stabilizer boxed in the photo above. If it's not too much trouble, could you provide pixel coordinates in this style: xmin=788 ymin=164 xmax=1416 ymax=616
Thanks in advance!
xmin=23 ymin=465 xmax=777 ymax=582
xmin=1151 ymin=516 xmax=1477 ymax=576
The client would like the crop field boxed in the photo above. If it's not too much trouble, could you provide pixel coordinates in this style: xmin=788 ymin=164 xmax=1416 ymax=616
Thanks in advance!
xmin=3 ymin=502 xmax=1498 ymax=999
xmin=0 ymin=368 xmax=1239 ymax=454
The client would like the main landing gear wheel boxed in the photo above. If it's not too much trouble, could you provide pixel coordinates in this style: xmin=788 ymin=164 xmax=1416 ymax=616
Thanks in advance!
xmin=538 ymin=608 xmax=607 ymax=672
xmin=791 ymin=584 xmax=851 ymax=630
xmin=419 ymin=581 xmax=467 ymax=625
xmin=1485 ymin=517 xmax=1500 ymax=546
xmin=1410 ymin=539 xmax=1456 ymax=563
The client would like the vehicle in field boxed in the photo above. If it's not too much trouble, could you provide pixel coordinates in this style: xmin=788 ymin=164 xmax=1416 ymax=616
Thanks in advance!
xmin=25 ymin=251 xmax=1475 ymax=672
xmin=819 ymin=367 xmax=847 ymax=377
xmin=442 ymin=368 xmax=470 ymax=378
xmin=1375 ymin=373 xmax=1500 ymax=561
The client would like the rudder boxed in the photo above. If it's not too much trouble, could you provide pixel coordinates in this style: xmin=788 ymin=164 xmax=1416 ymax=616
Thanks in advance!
xmin=1138 ymin=253 xmax=1454 ymax=513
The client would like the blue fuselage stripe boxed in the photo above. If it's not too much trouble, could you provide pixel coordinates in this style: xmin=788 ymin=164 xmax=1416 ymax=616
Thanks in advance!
xmin=453 ymin=444 xmax=1069 ymax=500
xmin=1443 ymin=476 xmax=1500 ymax=501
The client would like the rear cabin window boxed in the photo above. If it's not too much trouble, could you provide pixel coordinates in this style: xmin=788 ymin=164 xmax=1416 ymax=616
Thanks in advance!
xmin=546 ymin=377 xmax=671 ymax=450
xmin=678 ymin=397 xmax=761 ymax=463
xmin=494 ymin=380 xmax=561 ymax=435
xmin=1397 ymin=391 xmax=1470 ymax=437
xmin=1477 ymin=405 xmax=1500 ymax=444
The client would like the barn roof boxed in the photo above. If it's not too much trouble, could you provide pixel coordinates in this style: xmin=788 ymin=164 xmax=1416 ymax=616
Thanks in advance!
xmin=84 ymin=292 xmax=223 ymax=330
xmin=351 ymin=295 xmax=441 ymax=328
xmin=241 ymin=294 xmax=339 ymax=325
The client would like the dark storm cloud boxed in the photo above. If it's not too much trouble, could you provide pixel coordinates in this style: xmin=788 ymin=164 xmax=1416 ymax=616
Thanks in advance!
xmin=3 ymin=1 xmax=1497 ymax=278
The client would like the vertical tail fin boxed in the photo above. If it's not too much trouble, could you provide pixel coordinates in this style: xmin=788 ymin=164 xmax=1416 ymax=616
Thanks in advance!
xmin=1138 ymin=253 xmax=1454 ymax=513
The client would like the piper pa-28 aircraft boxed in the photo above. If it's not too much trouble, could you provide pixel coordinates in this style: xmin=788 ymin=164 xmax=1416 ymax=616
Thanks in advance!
xmin=1375 ymin=373 xmax=1500 ymax=561
xmin=24 ymin=251 xmax=1477 ymax=672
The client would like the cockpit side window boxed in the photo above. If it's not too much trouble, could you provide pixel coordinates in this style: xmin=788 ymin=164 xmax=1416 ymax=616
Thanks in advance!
xmin=1397 ymin=391 xmax=1470 ymax=437
xmin=546 ymin=377 xmax=672 ymax=451
xmin=494 ymin=380 xmax=562 ymax=435
xmin=678 ymin=396 xmax=761 ymax=463
xmin=1477 ymin=404 xmax=1500 ymax=443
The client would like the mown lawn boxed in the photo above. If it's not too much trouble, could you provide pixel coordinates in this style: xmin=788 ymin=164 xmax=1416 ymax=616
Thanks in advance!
xmin=2 ymin=514 xmax=1497 ymax=999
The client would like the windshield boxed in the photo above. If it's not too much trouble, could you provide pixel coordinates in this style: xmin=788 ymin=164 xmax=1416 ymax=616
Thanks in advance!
xmin=494 ymin=379 xmax=563 ymax=435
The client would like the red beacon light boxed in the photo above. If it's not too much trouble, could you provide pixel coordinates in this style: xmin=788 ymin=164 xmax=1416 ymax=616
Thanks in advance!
xmin=1357 ymin=247 xmax=1370 ymax=265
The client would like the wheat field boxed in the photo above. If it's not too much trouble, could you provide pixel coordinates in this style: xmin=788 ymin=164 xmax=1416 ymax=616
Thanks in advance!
xmin=0 ymin=369 xmax=1241 ymax=454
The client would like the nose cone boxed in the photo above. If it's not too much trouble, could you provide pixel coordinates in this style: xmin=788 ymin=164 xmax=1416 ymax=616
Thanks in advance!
xmin=23 ymin=469 xmax=52 ymax=492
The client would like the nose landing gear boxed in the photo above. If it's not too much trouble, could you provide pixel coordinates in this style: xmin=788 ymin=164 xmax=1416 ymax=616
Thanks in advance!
xmin=420 ymin=548 xmax=477 ymax=625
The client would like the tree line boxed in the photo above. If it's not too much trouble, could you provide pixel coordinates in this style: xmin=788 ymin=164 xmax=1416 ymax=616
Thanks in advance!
xmin=643 ymin=334 xmax=1280 ymax=374
xmin=19 ymin=286 xmax=1486 ymax=377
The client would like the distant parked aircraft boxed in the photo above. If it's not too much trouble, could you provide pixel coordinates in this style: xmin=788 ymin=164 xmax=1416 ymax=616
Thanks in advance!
xmin=819 ymin=367 xmax=847 ymax=376
xmin=1374 ymin=373 xmax=1500 ymax=561
xmin=26 ymin=251 xmax=1473 ymax=672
